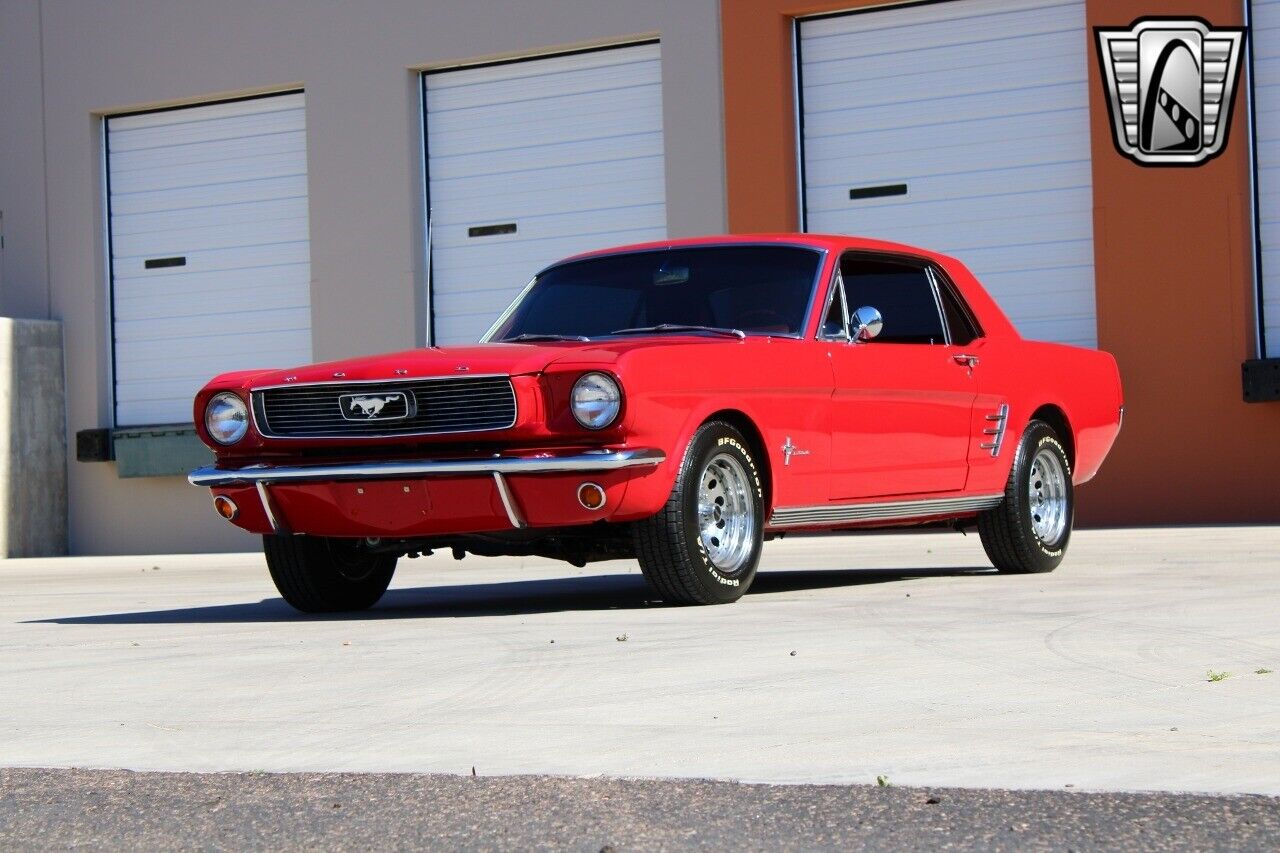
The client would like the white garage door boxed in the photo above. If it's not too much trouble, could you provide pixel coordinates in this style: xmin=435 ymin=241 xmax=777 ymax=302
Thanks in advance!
xmin=799 ymin=0 xmax=1097 ymax=347
xmin=425 ymin=43 xmax=667 ymax=344
xmin=1253 ymin=0 xmax=1280 ymax=357
xmin=106 ymin=92 xmax=312 ymax=426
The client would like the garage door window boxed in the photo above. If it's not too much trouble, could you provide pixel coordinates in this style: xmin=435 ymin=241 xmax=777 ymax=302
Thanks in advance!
xmin=105 ymin=92 xmax=312 ymax=427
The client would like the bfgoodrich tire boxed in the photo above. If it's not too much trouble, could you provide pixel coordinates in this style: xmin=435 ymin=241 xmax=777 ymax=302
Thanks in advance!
xmin=634 ymin=421 xmax=765 ymax=605
xmin=263 ymin=535 xmax=398 ymax=613
xmin=978 ymin=420 xmax=1073 ymax=574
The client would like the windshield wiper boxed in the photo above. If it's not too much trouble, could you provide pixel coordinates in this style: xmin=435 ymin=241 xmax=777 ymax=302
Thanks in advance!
xmin=503 ymin=333 xmax=591 ymax=342
xmin=608 ymin=324 xmax=746 ymax=339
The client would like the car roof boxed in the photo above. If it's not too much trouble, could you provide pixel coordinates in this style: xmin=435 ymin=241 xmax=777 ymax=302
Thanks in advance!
xmin=556 ymin=233 xmax=950 ymax=266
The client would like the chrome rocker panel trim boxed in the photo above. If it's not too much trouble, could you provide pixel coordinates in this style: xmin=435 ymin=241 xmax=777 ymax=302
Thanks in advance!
xmin=769 ymin=493 xmax=1004 ymax=528
xmin=189 ymin=448 xmax=667 ymax=488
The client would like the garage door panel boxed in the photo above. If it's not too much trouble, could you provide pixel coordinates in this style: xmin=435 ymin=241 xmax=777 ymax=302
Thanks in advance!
xmin=428 ymin=130 xmax=664 ymax=183
xmin=111 ymin=216 xmax=309 ymax=261
xmin=115 ymin=306 xmax=311 ymax=343
xmin=803 ymin=52 xmax=1083 ymax=113
xmin=799 ymin=0 xmax=1078 ymax=58
xmin=1251 ymin=55 xmax=1280 ymax=89
xmin=804 ymin=138 xmax=1091 ymax=195
xmin=427 ymin=99 xmax=661 ymax=151
xmin=948 ymin=239 xmax=1093 ymax=276
xmin=840 ymin=208 xmax=1092 ymax=260
xmin=807 ymin=32 xmax=1078 ymax=91
xmin=426 ymin=43 xmax=666 ymax=345
xmin=109 ymin=241 xmax=311 ymax=280
xmin=803 ymin=103 xmax=1087 ymax=160
xmin=113 ymin=263 xmax=310 ymax=303
xmin=115 ymin=332 xmax=310 ymax=371
xmin=108 ymin=175 xmax=309 ymax=217
xmin=109 ymin=128 xmax=306 ymax=174
xmin=808 ymin=189 xmax=1093 ymax=239
xmin=109 ymin=195 xmax=308 ymax=239
xmin=108 ymin=111 xmax=305 ymax=156
xmin=801 ymin=75 xmax=1088 ymax=130
xmin=428 ymin=87 xmax=661 ymax=132
xmin=427 ymin=52 xmax=659 ymax=108
xmin=1254 ymin=0 xmax=1280 ymax=355
xmin=111 ymin=150 xmax=307 ymax=196
xmin=1016 ymin=316 xmax=1095 ymax=347
xmin=432 ymin=215 xmax=665 ymax=260
xmin=801 ymin=82 xmax=1087 ymax=143
xmin=430 ymin=228 xmax=665 ymax=292
xmin=114 ymin=280 xmax=310 ymax=323
xmin=800 ymin=0 xmax=1096 ymax=347
xmin=107 ymin=92 xmax=312 ymax=426
xmin=805 ymin=163 xmax=1091 ymax=219
xmin=430 ymin=166 xmax=665 ymax=227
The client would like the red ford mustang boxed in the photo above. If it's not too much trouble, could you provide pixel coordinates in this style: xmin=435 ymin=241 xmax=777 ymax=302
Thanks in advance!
xmin=190 ymin=234 xmax=1123 ymax=613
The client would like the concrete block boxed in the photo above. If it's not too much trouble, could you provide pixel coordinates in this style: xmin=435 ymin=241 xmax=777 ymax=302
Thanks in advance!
xmin=112 ymin=427 xmax=212 ymax=478
xmin=0 ymin=318 xmax=67 ymax=556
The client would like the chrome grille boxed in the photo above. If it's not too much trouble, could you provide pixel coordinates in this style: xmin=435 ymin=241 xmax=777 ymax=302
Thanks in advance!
xmin=254 ymin=376 xmax=517 ymax=438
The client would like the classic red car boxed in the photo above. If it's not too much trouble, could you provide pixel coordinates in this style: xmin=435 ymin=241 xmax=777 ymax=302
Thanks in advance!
xmin=190 ymin=234 xmax=1123 ymax=613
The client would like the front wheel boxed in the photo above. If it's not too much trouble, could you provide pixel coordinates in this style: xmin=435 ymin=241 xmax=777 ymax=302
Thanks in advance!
xmin=978 ymin=420 xmax=1073 ymax=574
xmin=263 ymin=535 xmax=398 ymax=613
xmin=634 ymin=421 xmax=765 ymax=605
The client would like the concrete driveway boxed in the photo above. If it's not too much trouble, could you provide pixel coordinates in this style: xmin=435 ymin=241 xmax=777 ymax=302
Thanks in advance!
xmin=1 ymin=526 xmax=1277 ymax=794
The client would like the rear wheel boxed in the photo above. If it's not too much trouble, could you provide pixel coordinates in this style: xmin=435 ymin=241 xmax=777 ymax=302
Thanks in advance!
xmin=978 ymin=420 xmax=1073 ymax=574
xmin=263 ymin=535 xmax=398 ymax=613
xmin=634 ymin=421 xmax=765 ymax=605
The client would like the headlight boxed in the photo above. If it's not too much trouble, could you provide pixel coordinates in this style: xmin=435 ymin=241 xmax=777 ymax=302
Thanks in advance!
xmin=205 ymin=392 xmax=249 ymax=445
xmin=571 ymin=372 xmax=622 ymax=430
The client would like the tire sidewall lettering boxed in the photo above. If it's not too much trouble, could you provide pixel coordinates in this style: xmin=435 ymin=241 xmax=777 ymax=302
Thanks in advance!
xmin=688 ymin=428 xmax=763 ymax=594
xmin=1025 ymin=433 xmax=1071 ymax=559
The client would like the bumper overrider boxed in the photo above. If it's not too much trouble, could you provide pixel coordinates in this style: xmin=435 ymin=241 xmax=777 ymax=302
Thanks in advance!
xmin=189 ymin=448 xmax=667 ymax=537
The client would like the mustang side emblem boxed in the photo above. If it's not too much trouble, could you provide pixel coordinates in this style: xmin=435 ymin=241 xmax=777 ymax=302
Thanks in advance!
xmin=781 ymin=436 xmax=810 ymax=467
xmin=1095 ymin=18 xmax=1246 ymax=166
xmin=338 ymin=392 xmax=412 ymax=421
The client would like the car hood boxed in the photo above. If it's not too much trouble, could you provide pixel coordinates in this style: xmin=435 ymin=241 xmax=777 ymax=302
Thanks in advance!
xmin=220 ymin=338 xmax=736 ymax=389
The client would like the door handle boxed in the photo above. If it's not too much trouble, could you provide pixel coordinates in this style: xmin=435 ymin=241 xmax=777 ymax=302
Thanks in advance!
xmin=952 ymin=354 xmax=980 ymax=368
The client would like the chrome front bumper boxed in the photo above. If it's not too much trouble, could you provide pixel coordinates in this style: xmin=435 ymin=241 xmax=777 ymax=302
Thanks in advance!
xmin=188 ymin=447 xmax=667 ymax=488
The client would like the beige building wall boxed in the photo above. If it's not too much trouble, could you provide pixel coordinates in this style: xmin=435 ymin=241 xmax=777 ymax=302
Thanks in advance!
xmin=0 ymin=0 xmax=52 ymax=321
xmin=22 ymin=0 xmax=727 ymax=554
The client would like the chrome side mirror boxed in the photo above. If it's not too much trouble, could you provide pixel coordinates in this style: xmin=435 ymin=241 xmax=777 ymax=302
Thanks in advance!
xmin=850 ymin=306 xmax=883 ymax=342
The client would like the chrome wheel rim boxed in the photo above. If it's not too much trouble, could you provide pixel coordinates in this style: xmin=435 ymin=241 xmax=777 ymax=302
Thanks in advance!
xmin=697 ymin=452 xmax=756 ymax=573
xmin=1028 ymin=447 xmax=1068 ymax=546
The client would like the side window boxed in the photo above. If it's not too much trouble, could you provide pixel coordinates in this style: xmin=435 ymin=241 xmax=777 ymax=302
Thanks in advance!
xmin=820 ymin=273 xmax=848 ymax=339
xmin=840 ymin=255 xmax=946 ymax=345
xmin=934 ymin=271 xmax=981 ymax=346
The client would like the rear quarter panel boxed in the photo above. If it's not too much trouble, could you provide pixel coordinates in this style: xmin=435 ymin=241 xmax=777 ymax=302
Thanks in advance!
xmin=966 ymin=338 xmax=1123 ymax=493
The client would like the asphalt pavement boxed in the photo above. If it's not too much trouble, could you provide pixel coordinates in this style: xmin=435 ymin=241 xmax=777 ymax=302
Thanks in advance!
xmin=3 ymin=767 xmax=1277 ymax=851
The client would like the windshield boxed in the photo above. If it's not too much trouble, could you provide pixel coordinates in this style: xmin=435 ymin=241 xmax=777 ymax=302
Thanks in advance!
xmin=483 ymin=246 xmax=823 ymax=341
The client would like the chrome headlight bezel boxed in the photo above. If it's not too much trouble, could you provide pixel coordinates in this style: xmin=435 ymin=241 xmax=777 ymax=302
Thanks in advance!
xmin=204 ymin=391 xmax=249 ymax=445
xmin=570 ymin=372 xmax=622 ymax=430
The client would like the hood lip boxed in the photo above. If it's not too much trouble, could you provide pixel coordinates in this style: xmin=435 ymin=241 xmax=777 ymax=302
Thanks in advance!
xmin=247 ymin=372 xmax=516 ymax=392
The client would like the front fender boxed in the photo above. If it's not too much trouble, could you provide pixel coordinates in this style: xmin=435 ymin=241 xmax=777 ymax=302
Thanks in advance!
xmin=605 ymin=338 xmax=833 ymax=520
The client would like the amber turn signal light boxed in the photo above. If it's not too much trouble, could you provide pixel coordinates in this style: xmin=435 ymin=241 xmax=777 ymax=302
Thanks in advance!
xmin=213 ymin=495 xmax=239 ymax=521
xmin=577 ymin=482 xmax=607 ymax=511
